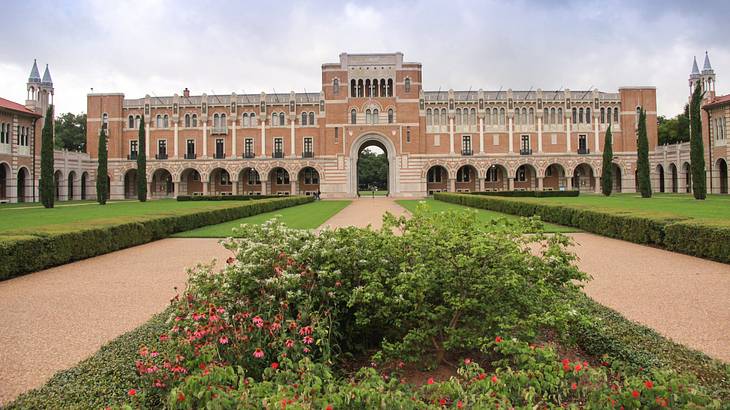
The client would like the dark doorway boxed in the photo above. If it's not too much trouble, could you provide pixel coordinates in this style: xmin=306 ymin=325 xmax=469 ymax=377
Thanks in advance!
xmin=357 ymin=141 xmax=388 ymax=195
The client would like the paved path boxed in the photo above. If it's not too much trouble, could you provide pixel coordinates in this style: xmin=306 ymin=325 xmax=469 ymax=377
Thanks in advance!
xmin=0 ymin=238 xmax=229 ymax=405
xmin=319 ymin=197 xmax=409 ymax=229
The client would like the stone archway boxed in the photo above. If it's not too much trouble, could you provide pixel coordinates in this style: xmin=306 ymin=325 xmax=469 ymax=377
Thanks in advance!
xmin=717 ymin=158 xmax=728 ymax=194
xmin=348 ymin=132 xmax=398 ymax=198
xmin=0 ymin=162 xmax=9 ymax=201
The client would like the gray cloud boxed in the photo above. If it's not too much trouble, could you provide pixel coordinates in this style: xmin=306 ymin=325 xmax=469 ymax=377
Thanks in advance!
xmin=0 ymin=0 xmax=727 ymax=116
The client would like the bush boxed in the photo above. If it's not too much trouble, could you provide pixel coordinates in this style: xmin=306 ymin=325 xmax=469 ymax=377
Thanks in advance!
xmin=663 ymin=220 xmax=730 ymax=264
xmin=470 ymin=190 xmax=580 ymax=198
xmin=176 ymin=194 xmax=281 ymax=201
xmin=0 ymin=196 xmax=313 ymax=281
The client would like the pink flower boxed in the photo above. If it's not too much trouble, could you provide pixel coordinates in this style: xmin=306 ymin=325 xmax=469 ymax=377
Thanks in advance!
xmin=271 ymin=362 xmax=279 ymax=369
xmin=302 ymin=335 xmax=314 ymax=344
xmin=226 ymin=256 xmax=235 ymax=264
xmin=150 ymin=351 xmax=159 ymax=358
xmin=252 ymin=316 xmax=264 ymax=328
xmin=253 ymin=348 xmax=265 ymax=359
xmin=427 ymin=377 xmax=434 ymax=385
xmin=216 ymin=307 xmax=225 ymax=314
xmin=128 ymin=389 xmax=137 ymax=396
xmin=285 ymin=339 xmax=295 ymax=348
xmin=464 ymin=358 xmax=471 ymax=365
xmin=571 ymin=382 xmax=577 ymax=390
xmin=219 ymin=336 xmax=229 ymax=344
xmin=303 ymin=347 xmax=310 ymax=353
xmin=270 ymin=322 xmax=281 ymax=332
xmin=299 ymin=326 xmax=313 ymax=336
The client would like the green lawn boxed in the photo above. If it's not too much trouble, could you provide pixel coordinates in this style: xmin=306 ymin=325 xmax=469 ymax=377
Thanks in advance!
xmin=173 ymin=200 xmax=352 ymax=237
xmin=0 ymin=199 xmax=281 ymax=235
xmin=358 ymin=190 xmax=388 ymax=197
xmin=397 ymin=199 xmax=577 ymax=233
xmin=0 ymin=199 xmax=100 ymax=209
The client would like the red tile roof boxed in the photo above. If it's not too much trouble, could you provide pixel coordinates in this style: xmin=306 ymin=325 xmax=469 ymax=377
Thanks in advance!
xmin=703 ymin=94 xmax=730 ymax=109
xmin=0 ymin=97 xmax=42 ymax=117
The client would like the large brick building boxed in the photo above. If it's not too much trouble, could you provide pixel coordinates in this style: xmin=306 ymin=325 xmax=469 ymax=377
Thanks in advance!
xmin=87 ymin=52 xmax=663 ymax=199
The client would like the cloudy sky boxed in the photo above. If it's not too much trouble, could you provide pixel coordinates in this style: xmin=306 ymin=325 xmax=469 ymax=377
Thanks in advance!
xmin=1 ymin=0 xmax=728 ymax=117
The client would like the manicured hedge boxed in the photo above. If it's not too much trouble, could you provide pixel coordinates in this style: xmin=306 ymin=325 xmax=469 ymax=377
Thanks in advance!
xmin=0 ymin=196 xmax=313 ymax=281
xmin=471 ymin=190 xmax=580 ymax=198
xmin=177 ymin=194 xmax=281 ymax=201
xmin=435 ymin=192 xmax=730 ymax=263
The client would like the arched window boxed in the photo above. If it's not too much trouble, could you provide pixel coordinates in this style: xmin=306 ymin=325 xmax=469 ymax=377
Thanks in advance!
xmin=636 ymin=106 xmax=641 ymax=125
xmin=499 ymin=108 xmax=505 ymax=125
xmin=492 ymin=108 xmax=499 ymax=125
xmin=351 ymin=109 xmax=357 ymax=125
xmin=333 ymin=78 xmax=340 ymax=95
xmin=372 ymin=109 xmax=379 ymax=124
xmin=600 ymin=108 xmax=605 ymax=123
xmin=213 ymin=113 xmax=220 ymax=128
xmin=585 ymin=108 xmax=591 ymax=124
xmin=471 ymin=108 xmax=476 ymax=125
xmin=380 ymin=79 xmax=386 ymax=97
xmin=558 ymin=108 xmax=563 ymax=124
xmin=457 ymin=167 xmax=470 ymax=182
xmin=550 ymin=108 xmax=556 ymax=124
xmin=366 ymin=109 xmax=372 ymax=124
xmin=543 ymin=108 xmax=549 ymax=123
xmin=309 ymin=112 xmax=315 ymax=125
xmin=301 ymin=112 xmax=307 ymax=126
xmin=279 ymin=112 xmax=285 ymax=126
xmin=192 ymin=114 xmax=198 ymax=127
xmin=405 ymin=78 xmax=411 ymax=92
xmin=272 ymin=113 xmax=278 ymax=126
xmin=185 ymin=114 xmax=191 ymax=128
xmin=387 ymin=79 xmax=393 ymax=97
xmin=455 ymin=108 xmax=462 ymax=126
xmin=128 ymin=115 xmax=134 ymax=128
xmin=486 ymin=108 xmax=492 ymax=125
xmin=388 ymin=108 xmax=394 ymax=124
xmin=427 ymin=108 xmax=432 ymax=125
xmin=135 ymin=115 xmax=141 ymax=129
xmin=221 ymin=113 xmax=226 ymax=128
xmin=372 ymin=79 xmax=379 ymax=97
xmin=242 ymin=113 xmax=249 ymax=127
xmin=156 ymin=115 xmax=162 ymax=128
xmin=350 ymin=79 xmax=356 ymax=97
xmin=365 ymin=79 xmax=371 ymax=97
xmin=572 ymin=108 xmax=577 ymax=124
xmin=357 ymin=79 xmax=364 ymax=97
xmin=163 ymin=114 xmax=169 ymax=128
xmin=614 ymin=107 xmax=619 ymax=123
xmin=441 ymin=108 xmax=447 ymax=126
xmin=529 ymin=108 xmax=534 ymax=125
xmin=578 ymin=108 xmax=584 ymax=124
xmin=606 ymin=107 xmax=612 ymax=123
xmin=521 ymin=108 xmax=527 ymax=125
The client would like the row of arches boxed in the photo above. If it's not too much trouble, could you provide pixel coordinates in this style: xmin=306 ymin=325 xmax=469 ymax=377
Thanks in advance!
xmin=350 ymin=78 xmax=394 ymax=98
xmin=0 ymin=163 xmax=90 ymax=203
xmin=653 ymin=159 xmax=728 ymax=194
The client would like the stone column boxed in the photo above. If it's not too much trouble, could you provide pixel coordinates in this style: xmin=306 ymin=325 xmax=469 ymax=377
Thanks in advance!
xmin=478 ymin=177 xmax=485 ymax=192
xmin=594 ymin=118 xmax=600 ymax=153
xmin=231 ymin=180 xmax=238 ymax=195
xmin=479 ymin=117 xmax=484 ymax=153
xmin=172 ymin=181 xmax=178 ymax=198
xmin=202 ymin=122 xmax=208 ymax=158
xmin=537 ymin=117 xmax=543 ymax=153
xmin=508 ymin=177 xmax=514 ymax=191
xmin=260 ymin=180 xmax=267 ymax=195
xmin=202 ymin=180 xmax=208 ymax=195
xmin=231 ymin=122 xmax=237 ymax=158
xmin=594 ymin=176 xmax=601 ymax=193
xmin=173 ymin=123 xmax=179 ymax=158
xmin=566 ymin=118 xmax=572 ymax=153
xmin=290 ymin=118 xmax=296 ymax=158
xmin=449 ymin=178 xmax=456 ymax=192
xmin=508 ymin=117 xmax=514 ymax=153
xmin=538 ymin=177 xmax=544 ymax=191
xmin=145 ymin=122 xmax=150 ymax=157
xmin=449 ymin=117 xmax=455 ymax=154
xmin=291 ymin=180 xmax=298 ymax=195
xmin=260 ymin=122 xmax=266 ymax=158
xmin=567 ymin=177 xmax=573 ymax=190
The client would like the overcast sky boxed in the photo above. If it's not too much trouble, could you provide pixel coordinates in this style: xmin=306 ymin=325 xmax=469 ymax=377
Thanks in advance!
xmin=1 ymin=0 xmax=728 ymax=117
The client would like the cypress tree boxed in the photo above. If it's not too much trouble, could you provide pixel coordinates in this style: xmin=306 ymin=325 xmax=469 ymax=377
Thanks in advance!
xmin=96 ymin=127 xmax=108 ymax=205
xmin=601 ymin=125 xmax=613 ymax=196
xmin=689 ymin=83 xmax=707 ymax=199
xmin=137 ymin=116 xmax=147 ymax=201
xmin=39 ymin=104 xmax=55 ymax=208
xmin=636 ymin=108 xmax=652 ymax=198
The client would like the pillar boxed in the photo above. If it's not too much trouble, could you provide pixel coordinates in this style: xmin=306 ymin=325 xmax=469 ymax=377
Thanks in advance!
xmin=449 ymin=117 xmax=455 ymax=154
xmin=173 ymin=123 xmax=179 ymax=158
xmin=508 ymin=117 xmax=514 ymax=153
xmin=567 ymin=177 xmax=573 ymax=190
xmin=291 ymin=180 xmax=298 ymax=195
xmin=538 ymin=177 xmax=544 ymax=191
xmin=479 ymin=117 xmax=484 ymax=153
xmin=260 ymin=122 xmax=266 ymax=158
xmin=260 ymin=180 xmax=267 ymax=195
xmin=172 ymin=181 xmax=178 ymax=198
xmin=537 ymin=117 xmax=543 ymax=153
xmin=594 ymin=118 xmax=600 ymax=153
xmin=231 ymin=180 xmax=238 ymax=195
xmin=202 ymin=121 xmax=208 ymax=158
xmin=478 ymin=178 xmax=485 ymax=192
xmin=449 ymin=178 xmax=456 ymax=192
xmin=508 ymin=177 xmax=514 ymax=191
xmin=145 ymin=122 xmax=150 ymax=157
xmin=231 ymin=122 xmax=237 ymax=158
xmin=565 ymin=118 xmax=572 ymax=153
xmin=594 ymin=176 xmax=601 ymax=193
xmin=290 ymin=118 xmax=296 ymax=158
xmin=202 ymin=180 xmax=208 ymax=195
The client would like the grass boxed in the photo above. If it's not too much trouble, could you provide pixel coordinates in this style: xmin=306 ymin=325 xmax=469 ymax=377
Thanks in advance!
xmin=397 ymin=199 xmax=577 ymax=233
xmin=358 ymin=190 xmax=388 ymax=197
xmin=172 ymin=200 xmax=352 ymax=237
xmin=0 ymin=199 xmax=101 ymax=209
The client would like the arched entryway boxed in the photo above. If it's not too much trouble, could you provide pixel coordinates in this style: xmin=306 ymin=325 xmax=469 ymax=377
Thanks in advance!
xmin=455 ymin=165 xmax=477 ymax=192
xmin=269 ymin=167 xmax=291 ymax=195
xmin=669 ymin=163 xmax=678 ymax=193
xmin=0 ymin=163 xmax=9 ymax=201
xmin=356 ymin=141 xmax=389 ymax=195
xmin=151 ymin=169 xmax=174 ymax=198
xmin=348 ymin=133 xmax=397 ymax=197
xmin=515 ymin=164 xmax=538 ymax=190
xmin=54 ymin=170 xmax=63 ymax=201
xmin=611 ymin=163 xmax=622 ymax=193
xmin=682 ymin=162 xmax=691 ymax=193
xmin=544 ymin=163 xmax=566 ymax=190
xmin=572 ymin=163 xmax=595 ymax=192
xmin=717 ymin=158 xmax=728 ymax=194
xmin=208 ymin=168 xmax=233 ymax=195
xmin=238 ymin=168 xmax=262 ymax=195
xmin=180 ymin=168 xmax=203 ymax=195
xmin=426 ymin=165 xmax=448 ymax=194
xmin=81 ymin=172 xmax=88 ymax=200
xmin=17 ymin=167 xmax=29 ymax=202
xmin=298 ymin=167 xmax=320 ymax=196
xmin=484 ymin=164 xmax=507 ymax=191
xmin=67 ymin=171 xmax=76 ymax=201
xmin=123 ymin=169 xmax=138 ymax=199
xmin=655 ymin=164 xmax=665 ymax=193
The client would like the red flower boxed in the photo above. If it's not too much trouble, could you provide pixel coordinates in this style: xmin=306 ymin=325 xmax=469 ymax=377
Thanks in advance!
xmin=571 ymin=382 xmax=577 ymax=390
xmin=177 ymin=391 xmax=186 ymax=402
xmin=574 ymin=364 xmax=582 ymax=372
xmin=457 ymin=400 xmax=464 ymax=409
xmin=491 ymin=375 xmax=498 ymax=383
xmin=299 ymin=326 xmax=313 ymax=336
xmin=439 ymin=398 xmax=446 ymax=406
xmin=495 ymin=336 xmax=503 ymax=343
xmin=463 ymin=358 xmax=471 ymax=365
xmin=644 ymin=380 xmax=654 ymax=389
xmin=159 ymin=334 xmax=169 ymax=342
xmin=128 ymin=389 xmax=137 ymax=396
xmin=219 ymin=336 xmax=228 ymax=344
xmin=478 ymin=373 xmax=486 ymax=380
xmin=271 ymin=362 xmax=279 ymax=369
xmin=252 ymin=316 xmax=264 ymax=328
xmin=427 ymin=377 xmax=435 ymax=385
xmin=632 ymin=390 xmax=640 ymax=398
xmin=302 ymin=335 xmax=314 ymax=344
xmin=253 ymin=348 xmax=265 ymax=359
xmin=325 ymin=406 xmax=333 ymax=410
xmin=285 ymin=339 xmax=295 ymax=348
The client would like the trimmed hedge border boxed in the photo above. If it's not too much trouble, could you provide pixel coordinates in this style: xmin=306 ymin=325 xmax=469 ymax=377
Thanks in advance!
xmin=435 ymin=192 xmax=730 ymax=264
xmin=471 ymin=190 xmax=580 ymax=198
xmin=177 ymin=194 xmax=281 ymax=201
xmin=0 ymin=196 xmax=313 ymax=281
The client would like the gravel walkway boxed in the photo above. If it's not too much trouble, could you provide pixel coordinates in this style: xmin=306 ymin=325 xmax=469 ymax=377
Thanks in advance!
xmin=318 ymin=197 xmax=409 ymax=229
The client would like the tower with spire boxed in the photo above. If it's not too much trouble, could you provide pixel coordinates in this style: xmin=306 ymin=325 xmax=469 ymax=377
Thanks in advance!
xmin=25 ymin=59 xmax=54 ymax=117
xmin=689 ymin=52 xmax=716 ymax=100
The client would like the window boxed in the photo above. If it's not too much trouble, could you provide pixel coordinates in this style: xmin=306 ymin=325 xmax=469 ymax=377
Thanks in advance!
xmin=543 ymin=108 xmax=549 ymax=123
xmin=462 ymin=135 xmax=471 ymax=154
xmin=516 ymin=166 xmax=527 ymax=182
xmin=128 ymin=115 xmax=134 ymax=128
xmin=388 ymin=109 xmax=394 ymax=124
xmin=304 ymin=137 xmax=313 ymax=154
xmin=579 ymin=135 xmax=588 ymax=152
xmin=186 ymin=139 xmax=195 ymax=155
xmin=0 ymin=124 xmax=6 ymax=144
xmin=250 ymin=113 xmax=256 ymax=127
xmin=272 ymin=113 xmax=278 ymax=126
xmin=334 ymin=126 xmax=339 ymax=143
xmin=405 ymin=78 xmax=411 ymax=92
xmin=102 ymin=113 xmax=109 ymax=134
xmin=351 ymin=109 xmax=357 ymax=125
xmin=406 ymin=126 xmax=411 ymax=143
xmin=130 ymin=140 xmax=138 ymax=156
xmin=192 ymin=114 xmax=198 ymax=127
xmin=486 ymin=166 xmax=499 ymax=182
xmin=358 ymin=79 xmax=364 ymax=97
xmin=499 ymin=108 xmax=505 ymax=125
xmin=572 ymin=108 xmax=577 ymax=124
xmin=215 ymin=138 xmax=224 ymax=158
xmin=521 ymin=108 xmax=527 ymax=125
xmin=333 ymin=78 xmax=339 ymax=95
xmin=309 ymin=112 xmax=315 ymax=125
xmin=158 ymin=139 xmax=167 ymax=156
xmin=163 ymin=115 xmax=169 ymax=128
xmin=276 ymin=168 xmax=289 ymax=184
xmin=600 ymin=108 xmax=606 ymax=124
xmin=457 ymin=167 xmax=470 ymax=182
xmin=372 ymin=109 xmax=378 ymax=124
xmin=274 ymin=138 xmax=283 ymax=156
xmin=303 ymin=168 xmax=319 ymax=184
xmin=455 ymin=108 xmax=462 ymax=126
xmin=156 ymin=115 xmax=162 ymax=128
xmin=219 ymin=170 xmax=230 ymax=185
xmin=350 ymin=79 xmax=356 ymax=97
xmin=558 ymin=108 xmax=563 ymax=124
xmin=427 ymin=167 xmax=443 ymax=183
xmin=427 ymin=108 xmax=432 ymax=125
xmin=247 ymin=169 xmax=260 ymax=185
xmin=521 ymin=135 xmax=530 ymax=151
xmin=301 ymin=112 xmax=307 ymax=126
xmin=135 ymin=115 xmax=141 ymax=129
xmin=245 ymin=138 xmax=254 ymax=157
xmin=586 ymin=108 xmax=591 ymax=124
xmin=528 ymin=108 xmax=534 ymax=125
xmin=387 ymin=79 xmax=393 ymax=97
xmin=366 ymin=109 xmax=371 ymax=124
xmin=614 ymin=107 xmax=619 ymax=123
xmin=279 ymin=112 xmax=285 ymax=126
xmin=441 ymin=108 xmax=447 ymax=126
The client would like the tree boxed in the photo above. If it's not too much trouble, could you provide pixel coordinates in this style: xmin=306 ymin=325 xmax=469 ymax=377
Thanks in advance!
xmin=601 ymin=125 xmax=613 ymax=196
xmin=54 ymin=113 xmax=87 ymax=152
xmin=689 ymin=83 xmax=707 ymax=199
xmin=39 ymin=105 xmax=55 ymax=208
xmin=636 ymin=107 xmax=652 ymax=198
xmin=137 ymin=116 xmax=148 ymax=201
xmin=657 ymin=104 xmax=690 ymax=146
xmin=357 ymin=149 xmax=388 ymax=190
xmin=96 ymin=127 xmax=109 ymax=205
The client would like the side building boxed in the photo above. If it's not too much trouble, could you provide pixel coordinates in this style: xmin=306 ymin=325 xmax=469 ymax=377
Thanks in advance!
xmin=87 ymin=52 xmax=660 ymax=199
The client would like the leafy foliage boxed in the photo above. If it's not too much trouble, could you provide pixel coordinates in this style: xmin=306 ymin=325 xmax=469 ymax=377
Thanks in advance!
xmin=96 ymin=127 xmax=109 ymax=205
xmin=137 ymin=116 xmax=148 ymax=201
xmin=601 ymin=125 xmax=613 ymax=196
xmin=40 ymin=105 xmax=55 ymax=208
xmin=636 ymin=107 xmax=652 ymax=198
xmin=357 ymin=149 xmax=388 ymax=191
xmin=657 ymin=104 xmax=689 ymax=146
xmin=690 ymin=83 xmax=707 ymax=200
xmin=53 ymin=112 xmax=87 ymax=152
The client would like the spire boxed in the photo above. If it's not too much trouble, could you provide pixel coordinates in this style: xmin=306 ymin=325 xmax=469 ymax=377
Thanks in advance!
xmin=41 ymin=64 xmax=53 ymax=85
xmin=703 ymin=51 xmax=713 ymax=72
xmin=28 ymin=59 xmax=41 ymax=83
xmin=691 ymin=56 xmax=700 ymax=76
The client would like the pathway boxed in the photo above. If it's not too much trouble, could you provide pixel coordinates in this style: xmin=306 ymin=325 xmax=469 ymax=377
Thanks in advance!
xmin=318 ymin=196 xmax=409 ymax=229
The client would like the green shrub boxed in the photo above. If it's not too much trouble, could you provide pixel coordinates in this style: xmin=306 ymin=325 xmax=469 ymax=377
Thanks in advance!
xmin=176 ymin=194 xmax=282 ymax=201
xmin=471 ymin=190 xmax=580 ymax=198
xmin=0 ymin=196 xmax=313 ymax=281
xmin=663 ymin=220 xmax=730 ymax=264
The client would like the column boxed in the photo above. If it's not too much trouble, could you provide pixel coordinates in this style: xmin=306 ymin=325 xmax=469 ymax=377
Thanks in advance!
xmin=260 ymin=180 xmax=267 ymax=195
xmin=594 ymin=176 xmax=601 ymax=193
xmin=479 ymin=117 xmax=484 ymax=153
xmin=173 ymin=123 xmax=179 ymax=159
xmin=508 ymin=177 xmax=514 ymax=190
xmin=290 ymin=118 xmax=296 ymax=158
xmin=537 ymin=117 xmax=543 ymax=153
xmin=290 ymin=180 xmax=298 ymax=195
xmin=538 ymin=177 xmax=544 ymax=191
xmin=594 ymin=118 xmax=600 ymax=153
xmin=478 ymin=177 xmax=485 ymax=192
xmin=145 ymin=123 xmax=150 ymax=157
xmin=172 ymin=181 xmax=178 ymax=198
xmin=202 ymin=122 xmax=208 ymax=158
xmin=565 ymin=118 xmax=572 ymax=153
xmin=508 ymin=117 xmax=514 ymax=153
xmin=260 ymin=122 xmax=266 ymax=158
xmin=231 ymin=180 xmax=238 ymax=195
xmin=232 ymin=122 xmax=237 ymax=158
xmin=449 ymin=117 xmax=455 ymax=154
xmin=202 ymin=180 xmax=209 ymax=195
xmin=567 ymin=177 xmax=573 ymax=190
xmin=449 ymin=178 xmax=456 ymax=192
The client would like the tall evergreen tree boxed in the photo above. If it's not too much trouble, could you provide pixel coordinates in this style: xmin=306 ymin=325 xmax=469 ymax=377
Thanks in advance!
xmin=137 ymin=116 xmax=147 ymax=201
xmin=689 ymin=83 xmax=707 ymax=199
xmin=601 ymin=125 xmax=613 ymax=196
xmin=636 ymin=108 xmax=652 ymax=198
xmin=96 ymin=127 xmax=109 ymax=205
xmin=39 ymin=105 xmax=55 ymax=208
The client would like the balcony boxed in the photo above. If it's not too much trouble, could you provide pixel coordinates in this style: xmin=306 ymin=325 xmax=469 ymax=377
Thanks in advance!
xmin=461 ymin=148 xmax=473 ymax=156
xmin=272 ymin=151 xmax=284 ymax=159
xmin=302 ymin=151 xmax=314 ymax=158
xmin=214 ymin=152 xmax=226 ymax=159
xmin=127 ymin=152 xmax=138 ymax=160
xmin=155 ymin=153 xmax=168 ymax=160
xmin=184 ymin=153 xmax=197 ymax=160
xmin=519 ymin=148 xmax=533 ymax=156
xmin=243 ymin=152 xmax=256 ymax=159
xmin=211 ymin=127 xmax=228 ymax=135
xmin=577 ymin=147 xmax=590 ymax=155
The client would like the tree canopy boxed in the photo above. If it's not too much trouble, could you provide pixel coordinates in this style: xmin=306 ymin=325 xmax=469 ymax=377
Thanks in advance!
xmin=657 ymin=104 xmax=689 ymax=146
xmin=357 ymin=149 xmax=388 ymax=190
xmin=54 ymin=113 xmax=87 ymax=152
